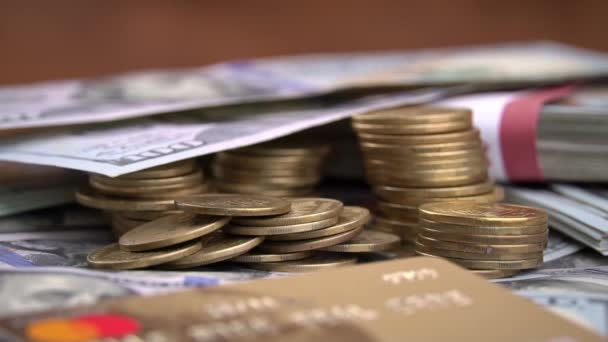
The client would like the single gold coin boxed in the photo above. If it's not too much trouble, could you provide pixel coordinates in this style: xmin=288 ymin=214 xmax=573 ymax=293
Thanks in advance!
xmin=471 ymin=269 xmax=520 ymax=279
xmin=374 ymin=181 xmax=494 ymax=200
xmin=416 ymin=236 xmax=546 ymax=255
xmin=418 ymin=218 xmax=548 ymax=235
xmin=91 ymin=170 xmax=204 ymax=187
xmin=224 ymin=216 xmax=339 ymax=236
xmin=232 ymin=198 xmax=343 ymax=226
xmin=415 ymin=242 xmax=543 ymax=261
xmin=215 ymin=153 xmax=324 ymax=166
xmin=418 ymin=227 xmax=548 ymax=244
xmin=89 ymin=177 xmax=202 ymax=197
xmin=366 ymin=164 xmax=487 ymax=178
xmin=87 ymin=241 xmax=201 ymax=270
xmin=110 ymin=214 xmax=148 ymax=230
xmin=235 ymin=142 xmax=330 ymax=157
xmin=215 ymin=183 xmax=313 ymax=197
xmin=118 ymin=160 xmax=197 ymax=180
xmin=360 ymin=140 xmax=482 ymax=155
xmin=415 ymin=250 xmax=543 ymax=270
xmin=418 ymin=202 xmax=548 ymax=227
xmin=256 ymin=226 xmax=364 ymax=253
xmin=365 ymin=158 xmax=487 ymax=176
xmin=115 ymin=210 xmax=185 ymax=221
xmin=162 ymin=232 xmax=264 ymax=269
xmin=231 ymin=250 xmax=314 ymax=263
xmin=361 ymin=147 xmax=484 ymax=162
xmin=175 ymin=194 xmax=291 ymax=216
xmin=376 ymin=201 xmax=418 ymax=221
xmin=369 ymin=172 xmax=487 ymax=188
xmin=131 ymin=184 xmax=210 ymax=199
xmin=215 ymin=174 xmax=320 ymax=187
xmin=216 ymin=174 xmax=321 ymax=187
xmin=213 ymin=163 xmax=320 ymax=178
xmin=371 ymin=217 xmax=418 ymax=241
xmin=119 ymin=213 xmax=231 ymax=251
xmin=76 ymin=186 xmax=176 ymax=211
xmin=356 ymin=129 xmax=480 ymax=145
xmin=352 ymin=119 xmax=472 ymax=135
xmin=353 ymin=106 xmax=472 ymax=124
xmin=391 ymin=186 xmax=504 ymax=206
xmin=320 ymin=230 xmax=401 ymax=253
xmin=266 ymin=206 xmax=370 ymax=241
xmin=244 ymin=252 xmax=357 ymax=273
xmin=214 ymin=158 xmax=323 ymax=172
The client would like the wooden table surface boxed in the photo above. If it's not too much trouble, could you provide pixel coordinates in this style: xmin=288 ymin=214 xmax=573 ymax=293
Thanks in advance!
xmin=1 ymin=0 xmax=606 ymax=84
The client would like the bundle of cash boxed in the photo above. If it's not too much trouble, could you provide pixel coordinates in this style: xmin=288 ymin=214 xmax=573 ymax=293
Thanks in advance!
xmin=437 ymin=85 xmax=608 ymax=182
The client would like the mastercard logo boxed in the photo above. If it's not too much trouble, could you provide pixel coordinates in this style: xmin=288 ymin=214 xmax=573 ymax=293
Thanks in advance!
xmin=25 ymin=314 xmax=139 ymax=342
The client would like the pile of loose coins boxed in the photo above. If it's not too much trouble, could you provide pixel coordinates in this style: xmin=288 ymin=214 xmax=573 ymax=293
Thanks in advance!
xmin=351 ymin=106 xmax=504 ymax=249
xmin=76 ymin=160 xmax=209 ymax=238
xmin=415 ymin=202 xmax=549 ymax=279
xmin=85 ymin=194 xmax=402 ymax=272
xmin=212 ymin=141 xmax=330 ymax=197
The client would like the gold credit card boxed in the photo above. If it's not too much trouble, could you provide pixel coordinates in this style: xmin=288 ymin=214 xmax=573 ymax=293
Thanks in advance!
xmin=0 ymin=256 xmax=602 ymax=342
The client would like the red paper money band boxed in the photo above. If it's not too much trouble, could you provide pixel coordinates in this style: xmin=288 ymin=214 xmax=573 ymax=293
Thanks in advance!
xmin=499 ymin=85 xmax=576 ymax=181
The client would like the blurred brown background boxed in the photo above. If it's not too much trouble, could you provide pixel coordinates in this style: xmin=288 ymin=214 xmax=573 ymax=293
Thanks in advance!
xmin=1 ymin=1 xmax=606 ymax=85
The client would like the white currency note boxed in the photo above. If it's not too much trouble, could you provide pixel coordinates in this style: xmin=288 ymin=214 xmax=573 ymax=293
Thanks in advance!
xmin=2 ymin=42 xmax=608 ymax=129
xmin=495 ymin=266 xmax=608 ymax=335
xmin=0 ymin=89 xmax=446 ymax=176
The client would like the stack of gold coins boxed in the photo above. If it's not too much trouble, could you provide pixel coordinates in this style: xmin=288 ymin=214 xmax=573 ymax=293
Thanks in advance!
xmin=83 ymin=194 xmax=401 ymax=272
xmin=76 ymin=160 xmax=210 ymax=238
xmin=415 ymin=202 xmax=549 ymax=279
xmin=212 ymin=141 xmax=330 ymax=197
xmin=351 ymin=106 xmax=504 ymax=249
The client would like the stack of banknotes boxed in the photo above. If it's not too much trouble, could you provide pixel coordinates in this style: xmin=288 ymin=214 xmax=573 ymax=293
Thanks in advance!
xmin=1 ymin=41 xmax=608 ymax=337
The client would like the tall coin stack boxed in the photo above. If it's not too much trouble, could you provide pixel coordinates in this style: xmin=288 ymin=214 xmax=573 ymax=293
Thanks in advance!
xmin=212 ymin=141 xmax=330 ymax=197
xmin=415 ymin=202 xmax=549 ymax=278
xmin=351 ymin=106 xmax=504 ymax=249
xmin=76 ymin=159 xmax=210 ymax=238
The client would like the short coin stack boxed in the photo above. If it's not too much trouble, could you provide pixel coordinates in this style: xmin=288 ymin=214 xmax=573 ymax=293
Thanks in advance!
xmin=76 ymin=160 xmax=209 ymax=238
xmin=212 ymin=141 xmax=330 ymax=197
xmin=351 ymin=106 xmax=504 ymax=248
xmin=415 ymin=202 xmax=549 ymax=278
xmin=225 ymin=198 xmax=401 ymax=272
xmin=85 ymin=194 xmax=401 ymax=272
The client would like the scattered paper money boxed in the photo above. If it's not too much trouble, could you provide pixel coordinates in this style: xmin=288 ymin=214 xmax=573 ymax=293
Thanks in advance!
xmin=2 ymin=42 xmax=608 ymax=129
xmin=0 ymin=90 xmax=447 ymax=176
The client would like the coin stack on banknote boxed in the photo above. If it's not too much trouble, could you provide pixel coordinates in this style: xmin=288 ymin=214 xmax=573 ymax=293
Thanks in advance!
xmin=415 ymin=202 xmax=549 ymax=278
xmin=84 ymin=194 xmax=401 ymax=272
xmin=351 ymin=106 xmax=504 ymax=250
xmin=75 ymin=160 xmax=210 ymax=238
xmin=212 ymin=141 xmax=330 ymax=197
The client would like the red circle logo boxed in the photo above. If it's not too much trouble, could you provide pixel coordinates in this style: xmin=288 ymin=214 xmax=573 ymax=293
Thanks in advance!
xmin=25 ymin=314 xmax=139 ymax=342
